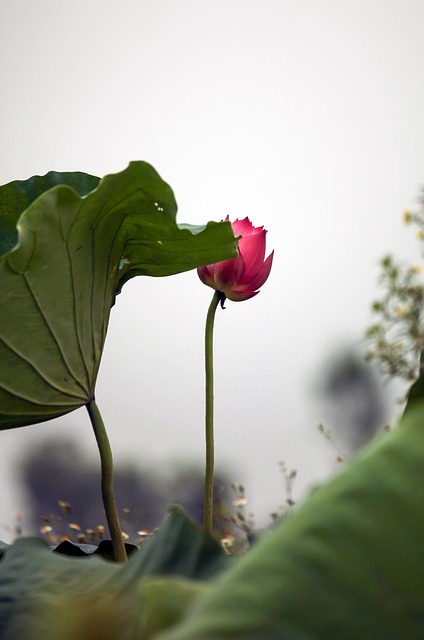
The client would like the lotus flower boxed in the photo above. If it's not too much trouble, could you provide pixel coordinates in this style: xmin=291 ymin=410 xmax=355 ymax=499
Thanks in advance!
xmin=197 ymin=217 xmax=274 ymax=305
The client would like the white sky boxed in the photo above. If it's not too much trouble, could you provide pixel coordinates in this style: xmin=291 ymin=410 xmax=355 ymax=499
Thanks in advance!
xmin=1 ymin=0 xmax=424 ymax=539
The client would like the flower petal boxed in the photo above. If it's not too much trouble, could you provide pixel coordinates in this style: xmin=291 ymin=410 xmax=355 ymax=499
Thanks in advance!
xmin=197 ymin=264 xmax=214 ymax=288
xmin=237 ymin=250 xmax=274 ymax=292
xmin=213 ymin=255 xmax=245 ymax=291
xmin=197 ymin=216 xmax=273 ymax=302
xmin=226 ymin=289 xmax=259 ymax=302
xmin=198 ymin=254 xmax=245 ymax=294
xmin=231 ymin=217 xmax=263 ymax=238
xmin=237 ymin=231 xmax=267 ymax=282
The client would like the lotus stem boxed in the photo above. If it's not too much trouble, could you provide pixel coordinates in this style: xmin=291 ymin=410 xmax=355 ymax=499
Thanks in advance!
xmin=86 ymin=398 xmax=127 ymax=562
xmin=204 ymin=290 xmax=221 ymax=534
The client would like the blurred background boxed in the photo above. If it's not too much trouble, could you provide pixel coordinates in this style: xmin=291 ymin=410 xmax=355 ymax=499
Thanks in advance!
xmin=1 ymin=0 xmax=424 ymax=542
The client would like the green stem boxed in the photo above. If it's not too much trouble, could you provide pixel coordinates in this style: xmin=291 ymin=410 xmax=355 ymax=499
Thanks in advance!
xmin=204 ymin=291 xmax=221 ymax=533
xmin=86 ymin=398 xmax=127 ymax=562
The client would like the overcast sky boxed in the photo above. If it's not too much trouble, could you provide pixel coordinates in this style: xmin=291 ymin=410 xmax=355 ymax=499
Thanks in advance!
xmin=1 ymin=0 xmax=424 ymax=540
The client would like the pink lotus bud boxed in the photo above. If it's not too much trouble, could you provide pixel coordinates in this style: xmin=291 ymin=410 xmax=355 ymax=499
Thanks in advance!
xmin=197 ymin=217 xmax=274 ymax=305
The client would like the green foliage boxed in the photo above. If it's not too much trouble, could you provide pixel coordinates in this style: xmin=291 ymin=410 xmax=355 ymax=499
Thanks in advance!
xmin=365 ymin=202 xmax=424 ymax=384
xmin=0 ymin=162 xmax=237 ymax=430
xmin=3 ymin=405 xmax=424 ymax=639
xmin=365 ymin=254 xmax=424 ymax=382
xmin=2 ymin=164 xmax=424 ymax=638
xmin=157 ymin=403 xmax=424 ymax=640
xmin=138 ymin=577 xmax=209 ymax=639
xmin=0 ymin=171 xmax=100 ymax=256
xmin=0 ymin=507 xmax=227 ymax=640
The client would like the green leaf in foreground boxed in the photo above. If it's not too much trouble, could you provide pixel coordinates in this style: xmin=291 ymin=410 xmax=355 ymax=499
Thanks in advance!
xmin=157 ymin=404 xmax=424 ymax=640
xmin=0 ymin=507 xmax=228 ymax=640
xmin=0 ymin=162 xmax=238 ymax=430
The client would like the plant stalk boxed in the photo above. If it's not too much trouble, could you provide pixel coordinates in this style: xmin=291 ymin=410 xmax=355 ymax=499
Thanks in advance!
xmin=204 ymin=291 xmax=221 ymax=534
xmin=86 ymin=398 xmax=127 ymax=562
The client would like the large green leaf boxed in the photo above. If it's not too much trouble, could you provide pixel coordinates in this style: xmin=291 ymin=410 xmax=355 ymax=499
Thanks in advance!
xmin=0 ymin=507 xmax=227 ymax=640
xmin=157 ymin=404 xmax=424 ymax=640
xmin=0 ymin=162 xmax=237 ymax=429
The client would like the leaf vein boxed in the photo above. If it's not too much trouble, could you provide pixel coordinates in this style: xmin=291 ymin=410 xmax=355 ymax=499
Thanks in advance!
xmin=0 ymin=334 xmax=87 ymax=402
xmin=22 ymin=273 xmax=90 ymax=397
